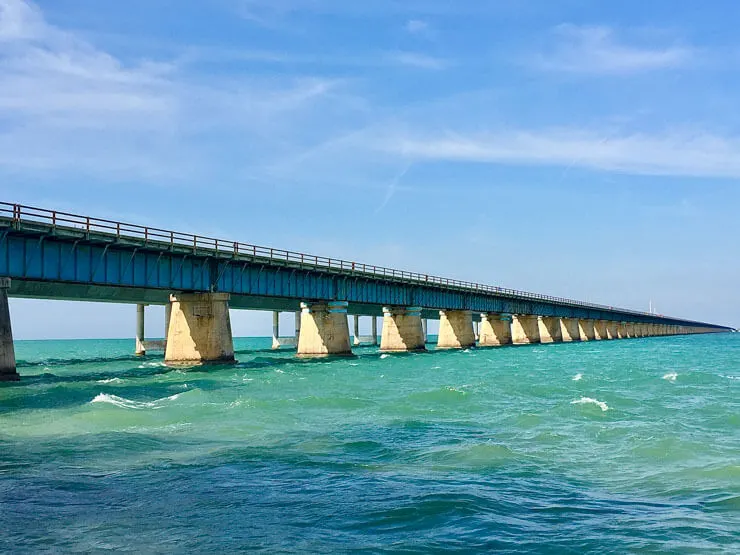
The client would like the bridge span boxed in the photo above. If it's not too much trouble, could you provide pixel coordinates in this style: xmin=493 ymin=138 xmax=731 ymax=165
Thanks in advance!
xmin=0 ymin=202 xmax=732 ymax=380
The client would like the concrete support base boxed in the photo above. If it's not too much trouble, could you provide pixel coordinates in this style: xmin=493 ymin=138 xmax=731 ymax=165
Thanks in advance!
xmin=594 ymin=320 xmax=608 ymax=341
xmin=560 ymin=318 xmax=581 ymax=342
xmin=511 ymin=315 xmax=540 ymax=345
xmin=297 ymin=301 xmax=352 ymax=357
xmin=0 ymin=278 xmax=18 ymax=381
xmin=479 ymin=313 xmax=512 ymax=346
xmin=437 ymin=310 xmax=475 ymax=349
xmin=135 ymin=303 xmax=146 ymax=356
xmin=579 ymin=319 xmax=596 ymax=341
xmin=164 ymin=292 xmax=235 ymax=365
xmin=380 ymin=306 xmax=425 ymax=352
xmin=352 ymin=315 xmax=379 ymax=346
xmin=538 ymin=316 xmax=563 ymax=344
xmin=272 ymin=311 xmax=300 ymax=349
xmin=606 ymin=321 xmax=618 ymax=340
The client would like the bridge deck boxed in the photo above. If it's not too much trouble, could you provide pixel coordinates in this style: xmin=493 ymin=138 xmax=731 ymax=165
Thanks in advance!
xmin=0 ymin=202 xmax=730 ymax=329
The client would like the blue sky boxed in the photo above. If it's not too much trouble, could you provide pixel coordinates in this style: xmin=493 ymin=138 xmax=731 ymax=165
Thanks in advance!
xmin=1 ymin=0 xmax=739 ymax=339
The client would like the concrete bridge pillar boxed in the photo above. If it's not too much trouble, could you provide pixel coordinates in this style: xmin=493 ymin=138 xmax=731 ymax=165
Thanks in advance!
xmin=0 ymin=278 xmax=18 ymax=381
xmin=297 ymin=301 xmax=352 ymax=357
xmin=479 ymin=313 xmax=512 ymax=346
xmin=616 ymin=322 xmax=628 ymax=339
xmin=437 ymin=310 xmax=476 ymax=349
xmin=353 ymin=314 xmax=361 ymax=346
xmin=511 ymin=315 xmax=540 ymax=345
xmin=606 ymin=321 xmax=619 ymax=340
xmin=272 ymin=311 xmax=300 ymax=349
xmin=537 ymin=316 xmax=562 ymax=343
xmin=579 ymin=319 xmax=596 ymax=341
xmin=353 ymin=315 xmax=379 ymax=346
xmin=593 ymin=320 xmax=608 ymax=340
xmin=164 ymin=303 xmax=172 ymax=343
xmin=380 ymin=306 xmax=425 ymax=352
xmin=165 ymin=292 xmax=235 ymax=365
xmin=559 ymin=318 xmax=580 ymax=342
xmin=135 ymin=304 xmax=146 ymax=356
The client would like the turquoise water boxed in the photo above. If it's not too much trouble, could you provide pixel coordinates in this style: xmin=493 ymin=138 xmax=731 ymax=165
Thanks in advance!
xmin=1 ymin=334 xmax=739 ymax=553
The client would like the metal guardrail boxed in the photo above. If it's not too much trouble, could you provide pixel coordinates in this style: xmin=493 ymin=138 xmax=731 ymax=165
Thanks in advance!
xmin=0 ymin=201 xmax=654 ymax=317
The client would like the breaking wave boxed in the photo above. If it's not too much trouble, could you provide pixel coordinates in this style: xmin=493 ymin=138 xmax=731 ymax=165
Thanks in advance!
xmin=90 ymin=393 xmax=181 ymax=410
xmin=663 ymin=372 xmax=678 ymax=382
xmin=571 ymin=397 xmax=609 ymax=412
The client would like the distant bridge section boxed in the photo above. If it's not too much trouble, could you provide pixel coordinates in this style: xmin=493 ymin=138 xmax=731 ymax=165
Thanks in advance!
xmin=0 ymin=202 xmax=732 ymax=380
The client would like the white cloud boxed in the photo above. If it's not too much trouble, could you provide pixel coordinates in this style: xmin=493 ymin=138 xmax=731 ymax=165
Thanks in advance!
xmin=377 ymin=128 xmax=740 ymax=179
xmin=406 ymin=19 xmax=430 ymax=36
xmin=535 ymin=24 xmax=692 ymax=74
xmin=389 ymin=51 xmax=447 ymax=70
xmin=0 ymin=0 xmax=347 ymax=181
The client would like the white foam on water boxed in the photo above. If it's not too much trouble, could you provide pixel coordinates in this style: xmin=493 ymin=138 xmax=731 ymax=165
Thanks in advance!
xmin=380 ymin=354 xmax=390 ymax=359
xmin=663 ymin=372 xmax=678 ymax=382
xmin=97 ymin=377 xmax=123 ymax=384
xmin=572 ymin=373 xmax=583 ymax=382
xmin=721 ymin=374 xmax=739 ymax=381
xmin=571 ymin=397 xmax=609 ymax=412
xmin=275 ymin=369 xmax=285 ymax=374
xmin=91 ymin=393 xmax=181 ymax=410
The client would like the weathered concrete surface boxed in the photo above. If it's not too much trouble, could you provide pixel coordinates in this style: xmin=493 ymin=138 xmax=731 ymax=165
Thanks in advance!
xmin=593 ymin=320 xmax=608 ymax=341
xmin=437 ymin=310 xmax=476 ymax=349
xmin=538 ymin=316 xmax=563 ymax=344
xmin=297 ymin=301 xmax=352 ymax=357
xmin=381 ymin=307 xmax=425 ymax=352
xmin=579 ymin=319 xmax=596 ymax=341
xmin=0 ymin=278 xmax=18 ymax=381
xmin=559 ymin=318 xmax=580 ymax=342
xmin=511 ymin=315 xmax=540 ymax=345
xmin=135 ymin=303 xmax=146 ymax=356
xmin=380 ymin=306 xmax=425 ymax=352
xmin=606 ymin=321 xmax=619 ymax=340
xmin=479 ymin=313 xmax=512 ymax=346
xmin=165 ymin=292 xmax=235 ymax=365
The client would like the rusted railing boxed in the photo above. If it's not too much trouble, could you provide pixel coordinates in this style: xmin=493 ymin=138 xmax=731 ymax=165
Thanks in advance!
xmin=0 ymin=201 xmax=652 ymax=316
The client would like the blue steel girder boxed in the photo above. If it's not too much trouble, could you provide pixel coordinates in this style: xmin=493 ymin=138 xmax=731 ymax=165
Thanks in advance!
xmin=0 ymin=219 xmax=731 ymax=330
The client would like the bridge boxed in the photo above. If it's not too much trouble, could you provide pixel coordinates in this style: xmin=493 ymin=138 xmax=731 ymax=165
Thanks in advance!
xmin=0 ymin=202 xmax=732 ymax=380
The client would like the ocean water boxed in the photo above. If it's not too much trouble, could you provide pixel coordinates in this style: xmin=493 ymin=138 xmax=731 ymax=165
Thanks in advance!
xmin=1 ymin=334 xmax=739 ymax=553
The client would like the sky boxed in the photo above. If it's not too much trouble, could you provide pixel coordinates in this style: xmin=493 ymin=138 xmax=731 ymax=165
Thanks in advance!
xmin=1 ymin=0 xmax=739 ymax=339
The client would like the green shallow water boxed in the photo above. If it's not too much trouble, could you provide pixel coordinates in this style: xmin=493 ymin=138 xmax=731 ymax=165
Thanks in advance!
xmin=1 ymin=334 xmax=739 ymax=553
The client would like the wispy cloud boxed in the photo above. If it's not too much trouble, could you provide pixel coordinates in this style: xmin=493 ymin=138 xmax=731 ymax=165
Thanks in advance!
xmin=389 ymin=51 xmax=447 ymax=70
xmin=406 ymin=19 xmax=431 ymax=37
xmin=377 ymin=128 xmax=740 ymax=179
xmin=0 ymin=0 xmax=348 ymax=181
xmin=534 ymin=24 xmax=692 ymax=74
